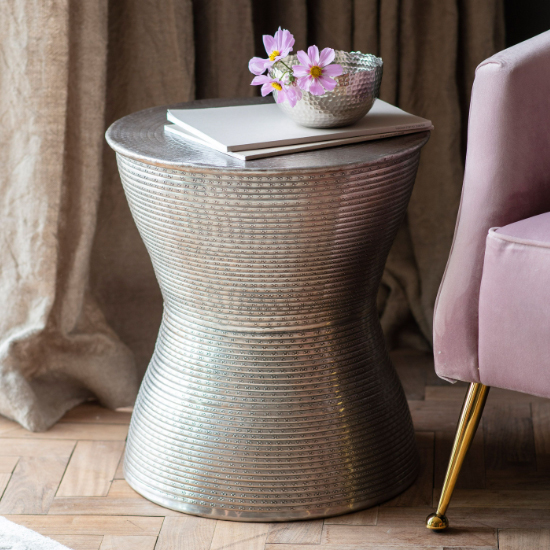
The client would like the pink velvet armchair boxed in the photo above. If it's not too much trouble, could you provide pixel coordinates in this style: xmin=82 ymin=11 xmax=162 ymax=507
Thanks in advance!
xmin=426 ymin=30 xmax=550 ymax=530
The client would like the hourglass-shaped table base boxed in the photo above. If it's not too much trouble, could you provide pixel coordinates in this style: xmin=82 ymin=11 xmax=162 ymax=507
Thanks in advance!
xmin=107 ymin=98 xmax=429 ymax=522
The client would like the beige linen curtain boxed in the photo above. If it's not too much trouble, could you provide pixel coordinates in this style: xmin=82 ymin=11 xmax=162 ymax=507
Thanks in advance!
xmin=0 ymin=0 xmax=504 ymax=431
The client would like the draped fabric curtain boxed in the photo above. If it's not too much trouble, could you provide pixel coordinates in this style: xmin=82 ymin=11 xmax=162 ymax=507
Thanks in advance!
xmin=0 ymin=0 xmax=504 ymax=431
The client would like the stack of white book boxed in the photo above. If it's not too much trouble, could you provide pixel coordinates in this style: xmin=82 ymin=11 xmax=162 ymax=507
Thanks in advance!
xmin=165 ymin=100 xmax=432 ymax=161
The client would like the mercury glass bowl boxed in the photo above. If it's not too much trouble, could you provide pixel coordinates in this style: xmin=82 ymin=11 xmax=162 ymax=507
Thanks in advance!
xmin=272 ymin=50 xmax=383 ymax=128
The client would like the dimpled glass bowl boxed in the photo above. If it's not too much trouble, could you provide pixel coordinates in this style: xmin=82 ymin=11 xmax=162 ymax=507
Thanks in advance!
xmin=272 ymin=51 xmax=383 ymax=128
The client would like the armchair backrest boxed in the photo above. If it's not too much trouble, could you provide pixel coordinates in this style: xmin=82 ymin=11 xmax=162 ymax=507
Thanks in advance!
xmin=433 ymin=31 xmax=550 ymax=383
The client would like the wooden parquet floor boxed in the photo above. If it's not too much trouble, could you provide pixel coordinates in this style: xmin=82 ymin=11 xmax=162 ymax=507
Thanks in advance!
xmin=2 ymin=349 xmax=550 ymax=549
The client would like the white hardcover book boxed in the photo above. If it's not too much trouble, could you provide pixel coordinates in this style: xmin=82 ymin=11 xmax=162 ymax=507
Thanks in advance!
xmin=167 ymin=99 xmax=432 ymax=153
xmin=164 ymin=123 xmax=432 ymax=160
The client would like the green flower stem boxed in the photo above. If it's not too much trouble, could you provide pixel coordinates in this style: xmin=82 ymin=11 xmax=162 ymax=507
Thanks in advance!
xmin=278 ymin=60 xmax=293 ymax=72
xmin=273 ymin=60 xmax=296 ymax=83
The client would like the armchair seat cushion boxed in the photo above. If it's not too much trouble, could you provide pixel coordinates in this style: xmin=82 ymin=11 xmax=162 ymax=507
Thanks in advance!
xmin=478 ymin=212 xmax=550 ymax=397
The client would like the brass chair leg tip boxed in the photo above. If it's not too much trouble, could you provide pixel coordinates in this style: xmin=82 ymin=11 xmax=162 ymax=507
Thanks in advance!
xmin=426 ymin=513 xmax=449 ymax=530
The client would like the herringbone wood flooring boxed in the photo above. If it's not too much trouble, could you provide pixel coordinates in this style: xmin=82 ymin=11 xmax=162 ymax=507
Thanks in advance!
xmin=2 ymin=349 xmax=550 ymax=549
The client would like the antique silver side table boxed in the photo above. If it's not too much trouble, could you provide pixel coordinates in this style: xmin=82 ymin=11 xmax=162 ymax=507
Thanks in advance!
xmin=106 ymin=98 xmax=430 ymax=522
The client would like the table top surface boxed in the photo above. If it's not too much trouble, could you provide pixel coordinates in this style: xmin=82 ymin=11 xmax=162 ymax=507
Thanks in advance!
xmin=106 ymin=97 xmax=430 ymax=172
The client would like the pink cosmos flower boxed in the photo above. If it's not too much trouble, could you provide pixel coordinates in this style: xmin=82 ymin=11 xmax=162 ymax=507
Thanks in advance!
xmin=293 ymin=46 xmax=343 ymax=96
xmin=248 ymin=27 xmax=295 ymax=76
xmin=251 ymin=75 xmax=302 ymax=107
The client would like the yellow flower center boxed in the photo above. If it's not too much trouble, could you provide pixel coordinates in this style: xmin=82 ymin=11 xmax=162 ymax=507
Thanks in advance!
xmin=271 ymin=82 xmax=283 ymax=91
xmin=269 ymin=50 xmax=281 ymax=61
xmin=309 ymin=65 xmax=323 ymax=78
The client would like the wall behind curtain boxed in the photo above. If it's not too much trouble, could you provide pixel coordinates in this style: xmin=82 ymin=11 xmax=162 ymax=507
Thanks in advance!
xmin=92 ymin=0 xmax=505 ymax=376
xmin=0 ymin=0 xmax=504 ymax=430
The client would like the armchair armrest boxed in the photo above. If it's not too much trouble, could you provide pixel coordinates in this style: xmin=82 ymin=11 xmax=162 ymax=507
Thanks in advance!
xmin=433 ymin=31 xmax=550 ymax=383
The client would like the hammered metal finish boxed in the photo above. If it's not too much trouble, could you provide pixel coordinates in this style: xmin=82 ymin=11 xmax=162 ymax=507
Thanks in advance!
xmin=272 ymin=51 xmax=383 ymax=128
xmin=106 ymin=98 xmax=429 ymax=522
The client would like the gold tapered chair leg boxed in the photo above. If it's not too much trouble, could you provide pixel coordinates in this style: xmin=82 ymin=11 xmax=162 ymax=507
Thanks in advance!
xmin=426 ymin=382 xmax=490 ymax=531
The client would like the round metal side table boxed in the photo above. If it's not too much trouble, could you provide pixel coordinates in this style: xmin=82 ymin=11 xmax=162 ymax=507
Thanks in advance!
xmin=106 ymin=97 xmax=430 ymax=522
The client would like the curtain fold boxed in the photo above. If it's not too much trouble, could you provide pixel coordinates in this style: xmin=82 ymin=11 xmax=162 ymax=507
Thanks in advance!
xmin=0 ymin=0 xmax=504 ymax=430
xmin=91 ymin=0 xmax=196 ymax=377
xmin=0 ymin=0 xmax=137 ymax=431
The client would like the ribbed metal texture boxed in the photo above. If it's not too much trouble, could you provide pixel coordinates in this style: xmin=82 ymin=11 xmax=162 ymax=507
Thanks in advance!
xmin=115 ymin=142 xmax=423 ymax=521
